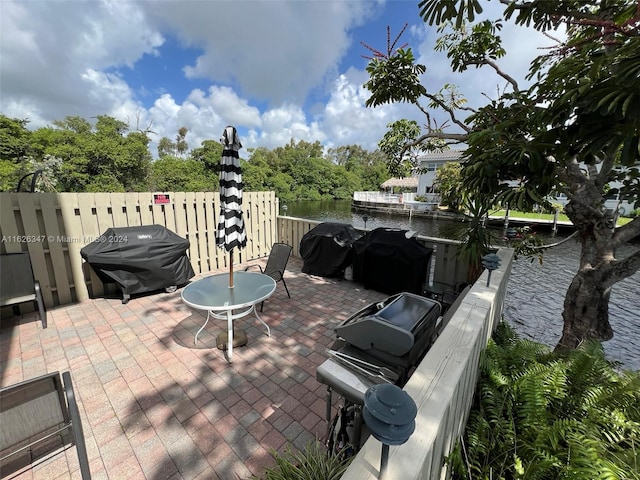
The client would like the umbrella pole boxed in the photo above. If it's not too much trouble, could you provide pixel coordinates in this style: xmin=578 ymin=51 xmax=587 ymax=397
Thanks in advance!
xmin=229 ymin=249 xmax=234 ymax=288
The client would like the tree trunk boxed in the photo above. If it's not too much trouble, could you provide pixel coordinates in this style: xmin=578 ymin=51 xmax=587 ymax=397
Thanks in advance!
xmin=557 ymin=192 xmax=617 ymax=350
xmin=557 ymin=267 xmax=614 ymax=349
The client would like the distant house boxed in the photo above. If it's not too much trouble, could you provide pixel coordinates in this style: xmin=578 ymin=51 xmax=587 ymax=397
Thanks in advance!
xmin=417 ymin=150 xmax=464 ymax=194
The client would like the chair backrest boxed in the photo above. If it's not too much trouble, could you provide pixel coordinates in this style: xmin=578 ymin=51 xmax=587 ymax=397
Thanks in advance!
xmin=0 ymin=371 xmax=91 ymax=479
xmin=0 ymin=253 xmax=37 ymax=306
xmin=264 ymin=243 xmax=292 ymax=279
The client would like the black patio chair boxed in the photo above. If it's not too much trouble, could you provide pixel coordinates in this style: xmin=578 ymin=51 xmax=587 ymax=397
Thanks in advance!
xmin=0 ymin=371 xmax=91 ymax=479
xmin=0 ymin=252 xmax=47 ymax=328
xmin=245 ymin=242 xmax=292 ymax=311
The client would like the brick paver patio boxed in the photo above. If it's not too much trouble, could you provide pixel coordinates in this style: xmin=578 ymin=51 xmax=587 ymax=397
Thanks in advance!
xmin=1 ymin=256 xmax=387 ymax=480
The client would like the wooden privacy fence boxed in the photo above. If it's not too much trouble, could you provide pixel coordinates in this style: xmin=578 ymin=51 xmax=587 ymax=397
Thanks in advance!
xmin=0 ymin=192 xmax=277 ymax=310
xmin=2 ymin=194 xmax=468 ymax=313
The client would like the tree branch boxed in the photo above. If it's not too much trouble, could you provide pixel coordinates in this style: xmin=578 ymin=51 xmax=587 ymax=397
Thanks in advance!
xmin=608 ymin=243 xmax=640 ymax=284
xmin=613 ymin=217 xmax=640 ymax=246
xmin=424 ymin=93 xmax=473 ymax=133
xmin=596 ymin=153 xmax=616 ymax=189
xmin=468 ymin=58 xmax=520 ymax=91
xmin=406 ymin=131 xmax=470 ymax=150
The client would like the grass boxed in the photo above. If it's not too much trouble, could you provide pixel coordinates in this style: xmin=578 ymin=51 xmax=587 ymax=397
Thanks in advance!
xmin=490 ymin=209 xmax=633 ymax=226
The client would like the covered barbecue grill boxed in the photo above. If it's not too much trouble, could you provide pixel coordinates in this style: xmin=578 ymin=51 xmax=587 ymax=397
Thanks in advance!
xmin=352 ymin=228 xmax=433 ymax=295
xmin=317 ymin=292 xmax=442 ymax=451
xmin=81 ymin=225 xmax=194 ymax=303
xmin=300 ymin=222 xmax=362 ymax=277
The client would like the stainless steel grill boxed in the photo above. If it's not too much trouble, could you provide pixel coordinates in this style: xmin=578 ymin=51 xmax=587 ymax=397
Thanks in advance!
xmin=317 ymin=292 xmax=442 ymax=451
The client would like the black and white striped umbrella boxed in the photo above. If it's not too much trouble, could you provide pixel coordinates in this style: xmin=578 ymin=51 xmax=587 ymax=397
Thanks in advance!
xmin=216 ymin=125 xmax=247 ymax=287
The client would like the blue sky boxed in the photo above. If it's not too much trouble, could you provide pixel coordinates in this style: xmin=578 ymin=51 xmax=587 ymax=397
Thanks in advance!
xmin=1 ymin=0 xmax=554 ymax=158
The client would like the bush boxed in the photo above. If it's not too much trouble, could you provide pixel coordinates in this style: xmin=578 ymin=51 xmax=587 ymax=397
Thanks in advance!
xmin=628 ymin=208 xmax=640 ymax=218
xmin=254 ymin=441 xmax=352 ymax=480
xmin=447 ymin=323 xmax=640 ymax=479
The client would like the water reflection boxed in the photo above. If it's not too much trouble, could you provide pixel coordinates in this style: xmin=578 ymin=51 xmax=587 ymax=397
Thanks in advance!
xmin=284 ymin=200 xmax=640 ymax=370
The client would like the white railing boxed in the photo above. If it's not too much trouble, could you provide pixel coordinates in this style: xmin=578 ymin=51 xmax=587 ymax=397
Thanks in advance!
xmin=353 ymin=192 xmax=441 ymax=211
xmin=353 ymin=191 xmax=403 ymax=204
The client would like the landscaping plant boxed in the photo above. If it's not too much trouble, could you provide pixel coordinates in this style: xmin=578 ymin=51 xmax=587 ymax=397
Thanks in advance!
xmin=255 ymin=441 xmax=352 ymax=480
xmin=448 ymin=323 xmax=640 ymax=479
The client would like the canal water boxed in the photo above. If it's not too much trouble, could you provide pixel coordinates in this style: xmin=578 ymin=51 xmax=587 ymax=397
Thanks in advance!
xmin=283 ymin=200 xmax=640 ymax=371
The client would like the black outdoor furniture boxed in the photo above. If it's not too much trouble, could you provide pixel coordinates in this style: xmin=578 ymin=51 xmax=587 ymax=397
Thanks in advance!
xmin=0 ymin=253 xmax=47 ymax=328
xmin=352 ymin=227 xmax=433 ymax=295
xmin=245 ymin=242 xmax=292 ymax=311
xmin=80 ymin=225 xmax=194 ymax=304
xmin=299 ymin=222 xmax=362 ymax=278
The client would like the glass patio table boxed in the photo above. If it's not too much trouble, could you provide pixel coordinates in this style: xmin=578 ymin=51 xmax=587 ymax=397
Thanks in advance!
xmin=181 ymin=271 xmax=276 ymax=362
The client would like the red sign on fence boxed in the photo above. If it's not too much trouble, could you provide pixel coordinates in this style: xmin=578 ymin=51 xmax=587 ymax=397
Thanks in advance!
xmin=153 ymin=194 xmax=170 ymax=204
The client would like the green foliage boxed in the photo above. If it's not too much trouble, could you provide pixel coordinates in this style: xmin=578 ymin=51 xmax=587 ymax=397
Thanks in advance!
xmin=190 ymin=139 xmax=223 ymax=171
xmin=243 ymin=140 xmax=390 ymax=202
xmin=435 ymin=161 xmax=463 ymax=211
xmin=254 ymin=442 xmax=352 ymax=480
xmin=0 ymin=114 xmax=399 ymax=198
xmin=419 ymin=0 xmax=483 ymax=29
xmin=448 ymin=323 xmax=640 ymax=479
xmin=435 ymin=20 xmax=505 ymax=73
xmin=0 ymin=115 xmax=32 ymax=163
xmin=364 ymin=49 xmax=427 ymax=107
xmin=364 ymin=0 xmax=640 ymax=348
xmin=377 ymin=120 xmax=422 ymax=177
xmin=457 ymin=196 xmax=497 ymax=282
xmin=26 ymin=114 xmax=153 ymax=192
xmin=149 ymin=157 xmax=215 ymax=192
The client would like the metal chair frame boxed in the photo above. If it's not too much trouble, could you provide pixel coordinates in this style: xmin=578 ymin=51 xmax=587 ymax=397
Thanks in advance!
xmin=0 ymin=252 xmax=47 ymax=328
xmin=246 ymin=242 xmax=292 ymax=311
xmin=0 ymin=371 xmax=91 ymax=479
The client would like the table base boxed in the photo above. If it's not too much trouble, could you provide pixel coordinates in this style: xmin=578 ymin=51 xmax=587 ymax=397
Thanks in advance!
xmin=216 ymin=329 xmax=248 ymax=350
xmin=195 ymin=305 xmax=271 ymax=362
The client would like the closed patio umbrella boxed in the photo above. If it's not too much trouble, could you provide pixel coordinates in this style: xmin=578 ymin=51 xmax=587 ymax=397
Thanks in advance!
xmin=216 ymin=125 xmax=247 ymax=288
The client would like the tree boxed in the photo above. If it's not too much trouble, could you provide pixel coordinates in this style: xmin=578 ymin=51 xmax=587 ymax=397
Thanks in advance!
xmin=190 ymin=139 xmax=223 ymax=171
xmin=0 ymin=115 xmax=33 ymax=191
xmin=175 ymin=126 xmax=189 ymax=158
xmin=157 ymin=137 xmax=176 ymax=158
xmin=363 ymin=0 xmax=640 ymax=350
xmin=434 ymin=161 xmax=463 ymax=211
xmin=149 ymin=157 xmax=214 ymax=192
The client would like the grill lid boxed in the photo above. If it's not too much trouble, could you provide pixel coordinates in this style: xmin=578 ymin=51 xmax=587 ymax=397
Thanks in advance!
xmin=335 ymin=293 xmax=441 ymax=358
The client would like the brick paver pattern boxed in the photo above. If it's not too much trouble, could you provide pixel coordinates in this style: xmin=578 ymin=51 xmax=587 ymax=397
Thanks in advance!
xmin=1 ymin=257 xmax=386 ymax=480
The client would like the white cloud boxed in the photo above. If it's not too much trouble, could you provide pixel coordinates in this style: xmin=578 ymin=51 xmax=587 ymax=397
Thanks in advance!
xmin=139 ymin=1 xmax=377 ymax=104
xmin=0 ymin=0 xmax=564 ymax=164
xmin=0 ymin=0 xmax=162 ymax=126
xmin=0 ymin=0 xmax=385 ymax=156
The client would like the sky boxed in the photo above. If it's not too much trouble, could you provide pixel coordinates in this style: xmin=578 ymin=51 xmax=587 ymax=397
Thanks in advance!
xmin=0 ymin=0 xmax=557 ymax=158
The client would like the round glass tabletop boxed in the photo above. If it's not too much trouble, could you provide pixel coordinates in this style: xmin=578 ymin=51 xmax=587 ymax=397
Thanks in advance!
xmin=181 ymin=271 xmax=276 ymax=311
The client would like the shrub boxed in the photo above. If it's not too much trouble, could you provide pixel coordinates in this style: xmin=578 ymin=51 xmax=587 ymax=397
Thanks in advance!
xmin=447 ymin=323 xmax=640 ymax=479
xmin=254 ymin=441 xmax=352 ymax=480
